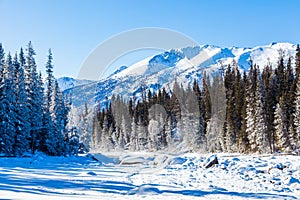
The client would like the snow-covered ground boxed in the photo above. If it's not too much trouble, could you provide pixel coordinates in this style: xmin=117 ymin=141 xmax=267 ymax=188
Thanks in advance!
xmin=0 ymin=152 xmax=299 ymax=199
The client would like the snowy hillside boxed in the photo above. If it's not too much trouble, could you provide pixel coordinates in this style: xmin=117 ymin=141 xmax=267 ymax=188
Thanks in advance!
xmin=65 ymin=42 xmax=297 ymax=109
xmin=57 ymin=77 xmax=95 ymax=91
xmin=0 ymin=152 xmax=299 ymax=199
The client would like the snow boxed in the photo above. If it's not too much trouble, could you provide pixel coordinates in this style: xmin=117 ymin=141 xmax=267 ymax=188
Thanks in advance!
xmin=57 ymin=77 xmax=94 ymax=92
xmin=113 ymin=56 xmax=150 ymax=78
xmin=0 ymin=152 xmax=299 ymax=199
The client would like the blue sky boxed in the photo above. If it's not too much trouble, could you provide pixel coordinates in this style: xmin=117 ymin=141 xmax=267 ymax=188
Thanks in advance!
xmin=0 ymin=0 xmax=299 ymax=79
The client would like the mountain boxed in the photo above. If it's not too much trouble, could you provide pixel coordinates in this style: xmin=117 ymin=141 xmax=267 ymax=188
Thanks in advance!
xmin=65 ymin=42 xmax=297 ymax=109
xmin=57 ymin=77 xmax=95 ymax=91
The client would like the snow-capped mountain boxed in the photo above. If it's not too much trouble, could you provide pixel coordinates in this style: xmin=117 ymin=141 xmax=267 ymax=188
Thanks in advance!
xmin=57 ymin=77 xmax=95 ymax=91
xmin=65 ymin=42 xmax=297 ymax=109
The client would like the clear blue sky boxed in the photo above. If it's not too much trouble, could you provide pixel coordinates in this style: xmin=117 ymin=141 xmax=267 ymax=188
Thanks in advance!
xmin=0 ymin=0 xmax=299 ymax=79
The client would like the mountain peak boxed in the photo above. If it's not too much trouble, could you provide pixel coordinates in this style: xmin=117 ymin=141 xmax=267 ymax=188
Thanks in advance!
xmin=66 ymin=42 xmax=297 ymax=109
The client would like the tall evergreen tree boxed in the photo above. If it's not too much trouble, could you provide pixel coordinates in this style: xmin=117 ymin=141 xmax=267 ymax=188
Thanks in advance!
xmin=45 ymin=49 xmax=54 ymax=108
xmin=262 ymin=65 xmax=277 ymax=152
xmin=252 ymin=74 xmax=269 ymax=153
xmin=50 ymin=80 xmax=66 ymax=155
xmin=0 ymin=43 xmax=5 ymax=154
xmin=13 ymin=53 xmax=30 ymax=155
xmin=274 ymin=98 xmax=292 ymax=153
xmin=293 ymin=71 xmax=300 ymax=151
xmin=276 ymin=56 xmax=285 ymax=100
xmin=0 ymin=53 xmax=16 ymax=155
xmin=25 ymin=42 xmax=43 ymax=153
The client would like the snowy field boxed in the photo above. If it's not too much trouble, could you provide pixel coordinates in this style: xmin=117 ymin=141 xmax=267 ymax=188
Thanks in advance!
xmin=0 ymin=152 xmax=299 ymax=200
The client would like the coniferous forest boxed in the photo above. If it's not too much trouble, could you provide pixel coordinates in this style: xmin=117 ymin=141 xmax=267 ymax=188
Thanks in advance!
xmin=92 ymin=45 xmax=300 ymax=154
xmin=0 ymin=42 xmax=79 ymax=157
xmin=1 ymin=41 xmax=300 ymax=156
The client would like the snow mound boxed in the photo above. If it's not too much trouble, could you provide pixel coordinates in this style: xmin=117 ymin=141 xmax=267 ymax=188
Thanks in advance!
xmin=90 ymin=153 xmax=119 ymax=164
xmin=128 ymin=185 xmax=162 ymax=195
xmin=120 ymin=156 xmax=152 ymax=165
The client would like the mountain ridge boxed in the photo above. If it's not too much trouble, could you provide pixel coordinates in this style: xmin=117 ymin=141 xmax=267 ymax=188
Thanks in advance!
xmin=62 ymin=42 xmax=297 ymax=109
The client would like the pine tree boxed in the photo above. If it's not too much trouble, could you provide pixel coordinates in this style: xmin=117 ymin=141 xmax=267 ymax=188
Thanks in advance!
xmin=252 ymin=74 xmax=269 ymax=153
xmin=284 ymin=57 xmax=295 ymax=127
xmin=25 ymin=42 xmax=43 ymax=153
xmin=13 ymin=53 xmax=30 ymax=155
xmin=223 ymin=64 xmax=238 ymax=152
xmin=274 ymin=98 xmax=292 ymax=153
xmin=294 ymin=71 xmax=300 ymax=152
xmin=0 ymin=43 xmax=5 ymax=154
xmin=79 ymin=103 xmax=91 ymax=150
xmin=262 ymin=65 xmax=277 ymax=153
xmin=245 ymin=65 xmax=256 ymax=153
xmin=45 ymin=49 xmax=54 ymax=109
xmin=130 ymin=117 xmax=138 ymax=151
xmin=276 ymin=56 xmax=285 ymax=99
xmin=237 ymin=71 xmax=249 ymax=153
xmin=50 ymin=80 xmax=66 ymax=155
xmin=0 ymin=53 xmax=16 ymax=155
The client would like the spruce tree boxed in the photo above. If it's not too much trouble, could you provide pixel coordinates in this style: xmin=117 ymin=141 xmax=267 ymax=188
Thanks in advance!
xmin=0 ymin=53 xmax=16 ymax=155
xmin=0 ymin=44 xmax=5 ymax=154
xmin=50 ymin=80 xmax=66 ymax=155
xmin=79 ymin=103 xmax=91 ymax=150
xmin=25 ymin=42 xmax=43 ymax=153
xmin=293 ymin=71 xmax=300 ymax=152
xmin=253 ymin=74 xmax=269 ymax=153
xmin=274 ymin=98 xmax=292 ymax=153
xmin=13 ymin=53 xmax=30 ymax=155
xmin=45 ymin=49 xmax=54 ymax=109
xmin=238 ymin=71 xmax=249 ymax=153
xmin=245 ymin=65 xmax=256 ymax=153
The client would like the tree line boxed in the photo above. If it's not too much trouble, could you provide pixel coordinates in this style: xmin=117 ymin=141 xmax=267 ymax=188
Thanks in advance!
xmin=92 ymin=45 xmax=300 ymax=154
xmin=0 ymin=42 xmax=79 ymax=157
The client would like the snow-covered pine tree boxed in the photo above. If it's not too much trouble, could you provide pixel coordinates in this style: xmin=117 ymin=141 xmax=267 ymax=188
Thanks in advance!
xmin=165 ymin=116 xmax=172 ymax=148
xmin=224 ymin=95 xmax=238 ymax=152
xmin=274 ymin=97 xmax=292 ymax=153
xmin=92 ymin=115 xmax=101 ymax=148
xmin=50 ymin=80 xmax=66 ymax=155
xmin=294 ymin=68 xmax=300 ymax=152
xmin=137 ymin=116 xmax=147 ymax=150
xmin=45 ymin=49 xmax=54 ymax=108
xmin=283 ymin=58 xmax=296 ymax=140
xmin=39 ymin=50 xmax=55 ymax=155
xmin=276 ymin=56 xmax=285 ymax=100
xmin=41 ymin=105 xmax=55 ymax=155
xmin=237 ymin=71 xmax=249 ymax=153
xmin=25 ymin=42 xmax=43 ymax=153
xmin=129 ymin=117 xmax=138 ymax=151
xmin=0 ymin=53 xmax=16 ymax=156
xmin=148 ymin=117 xmax=160 ymax=151
xmin=245 ymin=65 xmax=256 ymax=153
xmin=252 ymin=73 xmax=269 ymax=153
xmin=13 ymin=53 xmax=30 ymax=155
xmin=262 ymin=65 xmax=277 ymax=153
xmin=224 ymin=65 xmax=237 ymax=152
xmin=117 ymin=115 xmax=126 ymax=150
xmin=0 ymin=43 xmax=5 ymax=155
xmin=79 ymin=103 xmax=91 ymax=150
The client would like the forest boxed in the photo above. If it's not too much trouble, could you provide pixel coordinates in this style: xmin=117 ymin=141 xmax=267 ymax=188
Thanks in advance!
xmin=92 ymin=45 xmax=300 ymax=154
xmin=1 ymin=41 xmax=300 ymax=156
xmin=0 ymin=42 xmax=79 ymax=157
